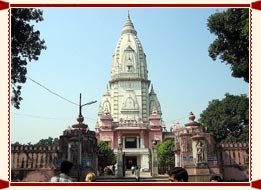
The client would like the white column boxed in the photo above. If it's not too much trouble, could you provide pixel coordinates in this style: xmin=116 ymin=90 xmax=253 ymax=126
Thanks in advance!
xmin=140 ymin=132 xmax=145 ymax=148
xmin=175 ymin=153 xmax=180 ymax=167
xmin=122 ymin=136 xmax=125 ymax=149
xmin=141 ymin=138 xmax=144 ymax=148
xmin=118 ymin=136 xmax=121 ymax=145
xmin=152 ymin=146 xmax=158 ymax=177
xmin=136 ymin=136 xmax=140 ymax=148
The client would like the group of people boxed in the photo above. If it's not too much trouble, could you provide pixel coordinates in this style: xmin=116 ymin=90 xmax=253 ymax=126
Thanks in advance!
xmin=49 ymin=160 xmax=96 ymax=182
xmin=50 ymin=160 xmax=223 ymax=182
xmin=167 ymin=167 xmax=223 ymax=182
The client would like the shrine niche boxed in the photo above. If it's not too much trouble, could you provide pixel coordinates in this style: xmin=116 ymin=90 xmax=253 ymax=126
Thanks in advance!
xmin=172 ymin=112 xmax=249 ymax=182
xmin=102 ymin=99 xmax=111 ymax=113
xmin=121 ymin=91 xmax=139 ymax=112
xmin=122 ymin=45 xmax=137 ymax=73
xmin=192 ymin=138 xmax=207 ymax=165
xmin=181 ymin=137 xmax=188 ymax=153
xmin=173 ymin=112 xmax=218 ymax=181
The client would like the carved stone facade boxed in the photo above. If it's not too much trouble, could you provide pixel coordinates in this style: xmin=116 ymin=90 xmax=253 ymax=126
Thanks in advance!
xmin=96 ymin=13 xmax=165 ymax=170
xmin=97 ymin=13 xmax=162 ymax=123
xmin=173 ymin=112 xmax=249 ymax=182
xmin=59 ymin=123 xmax=98 ymax=181
xmin=97 ymin=110 xmax=164 ymax=171
xmin=11 ymin=115 xmax=97 ymax=182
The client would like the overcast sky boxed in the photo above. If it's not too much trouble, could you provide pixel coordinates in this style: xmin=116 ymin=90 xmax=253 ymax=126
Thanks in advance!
xmin=11 ymin=8 xmax=249 ymax=144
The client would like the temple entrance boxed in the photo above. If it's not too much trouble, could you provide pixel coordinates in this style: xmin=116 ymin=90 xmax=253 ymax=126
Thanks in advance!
xmin=125 ymin=156 xmax=137 ymax=169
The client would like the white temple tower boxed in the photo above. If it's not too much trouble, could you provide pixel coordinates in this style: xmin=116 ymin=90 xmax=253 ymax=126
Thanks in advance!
xmin=98 ymin=12 xmax=162 ymax=122
xmin=96 ymin=12 xmax=163 ymax=171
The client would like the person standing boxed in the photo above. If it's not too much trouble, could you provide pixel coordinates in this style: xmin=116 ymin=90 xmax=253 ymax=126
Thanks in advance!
xmin=135 ymin=166 xmax=140 ymax=181
xmin=49 ymin=160 xmax=75 ymax=182
xmin=131 ymin=165 xmax=135 ymax=174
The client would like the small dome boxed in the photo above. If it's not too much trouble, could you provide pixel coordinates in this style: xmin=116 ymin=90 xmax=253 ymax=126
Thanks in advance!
xmin=189 ymin=112 xmax=195 ymax=121
xmin=185 ymin=112 xmax=200 ymax=127
xmin=72 ymin=123 xmax=88 ymax=129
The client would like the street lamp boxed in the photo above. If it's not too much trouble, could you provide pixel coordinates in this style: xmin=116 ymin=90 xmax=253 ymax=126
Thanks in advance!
xmin=76 ymin=93 xmax=97 ymax=181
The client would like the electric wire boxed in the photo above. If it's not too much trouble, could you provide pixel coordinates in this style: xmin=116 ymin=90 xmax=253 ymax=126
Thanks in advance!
xmin=12 ymin=77 xmax=97 ymax=121
xmin=27 ymin=77 xmax=78 ymax=106
xmin=165 ymin=114 xmax=191 ymax=124
xmin=12 ymin=113 xmax=68 ymax=120
xmin=12 ymin=113 xmax=97 ymax=121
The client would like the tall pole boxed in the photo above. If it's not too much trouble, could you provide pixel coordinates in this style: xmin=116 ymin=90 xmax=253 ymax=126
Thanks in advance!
xmin=78 ymin=93 xmax=83 ymax=181
xmin=79 ymin=93 xmax=82 ymax=116
xmin=76 ymin=93 xmax=97 ymax=181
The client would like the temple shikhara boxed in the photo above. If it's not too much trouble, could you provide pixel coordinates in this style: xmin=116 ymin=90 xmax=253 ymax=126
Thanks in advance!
xmin=11 ymin=12 xmax=249 ymax=182
xmin=96 ymin=12 xmax=164 ymax=171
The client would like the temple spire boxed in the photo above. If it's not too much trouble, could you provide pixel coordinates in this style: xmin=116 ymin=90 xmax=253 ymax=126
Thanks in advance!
xmin=121 ymin=11 xmax=137 ymax=35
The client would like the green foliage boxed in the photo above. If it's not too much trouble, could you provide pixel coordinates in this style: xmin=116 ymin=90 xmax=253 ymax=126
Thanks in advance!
xmin=97 ymin=141 xmax=116 ymax=173
xmin=156 ymin=140 xmax=175 ymax=172
xmin=199 ymin=93 xmax=249 ymax=143
xmin=35 ymin=137 xmax=59 ymax=146
xmin=13 ymin=141 xmax=21 ymax=145
xmin=207 ymin=8 xmax=249 ymax=83
xmin=11 ymin=8 xmax=47 ymax=109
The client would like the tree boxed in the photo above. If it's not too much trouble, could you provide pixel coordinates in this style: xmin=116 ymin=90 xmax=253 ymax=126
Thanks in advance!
xmin=12 ymin=141 xmax=22 ymax=145
xmin=35 ymin=137 xmax=59 ymax=146
xmin=11 ymin=8 xmax=47 ymax=109
xmin=199 ymin=93 xmax=249 ymax=143
xmin=97 ymin=141 xmax=116 ymax=175
xmin=157 ymin=140 xmax=175 ymax=174
xmin=207 ymin=9 xmax=249 ymax=83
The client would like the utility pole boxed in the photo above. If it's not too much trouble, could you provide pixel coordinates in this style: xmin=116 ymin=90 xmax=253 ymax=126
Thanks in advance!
xmin=76 ymin=93 xmax=97 ymax=181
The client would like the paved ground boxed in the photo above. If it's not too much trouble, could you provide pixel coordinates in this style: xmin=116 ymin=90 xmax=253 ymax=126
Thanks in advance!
xmin=97 ymin=170 xmax=168 ymax=182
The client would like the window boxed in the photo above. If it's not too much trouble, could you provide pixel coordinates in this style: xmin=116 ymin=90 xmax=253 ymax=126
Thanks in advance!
xmin=125 ymin=137 xmax=137 ymax=148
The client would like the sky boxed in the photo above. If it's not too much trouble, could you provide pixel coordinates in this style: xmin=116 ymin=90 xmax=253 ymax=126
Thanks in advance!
xmin=11 ymin=8 xmax=249 ymax=144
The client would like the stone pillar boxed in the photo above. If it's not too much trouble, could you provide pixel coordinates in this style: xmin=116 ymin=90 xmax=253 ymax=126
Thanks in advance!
xmin=117 ymin=146 xmax=124 ymax=177
xmin=141 ymin=139 xmax=144 ymax=148
xmin=151 ymin=145 xmax=158 ymax=177
xmin=122 ymin=136 xmax=125 ymax=149
xmin=118 ymin=135 xmax=122 ymax=148
xmin=140 ymin=131 xmax=145 ymax=148
xmin=175 ymin=153 xmax=181 ymax=167
xmin=136 ymin=136 xmax=140 ymax=148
